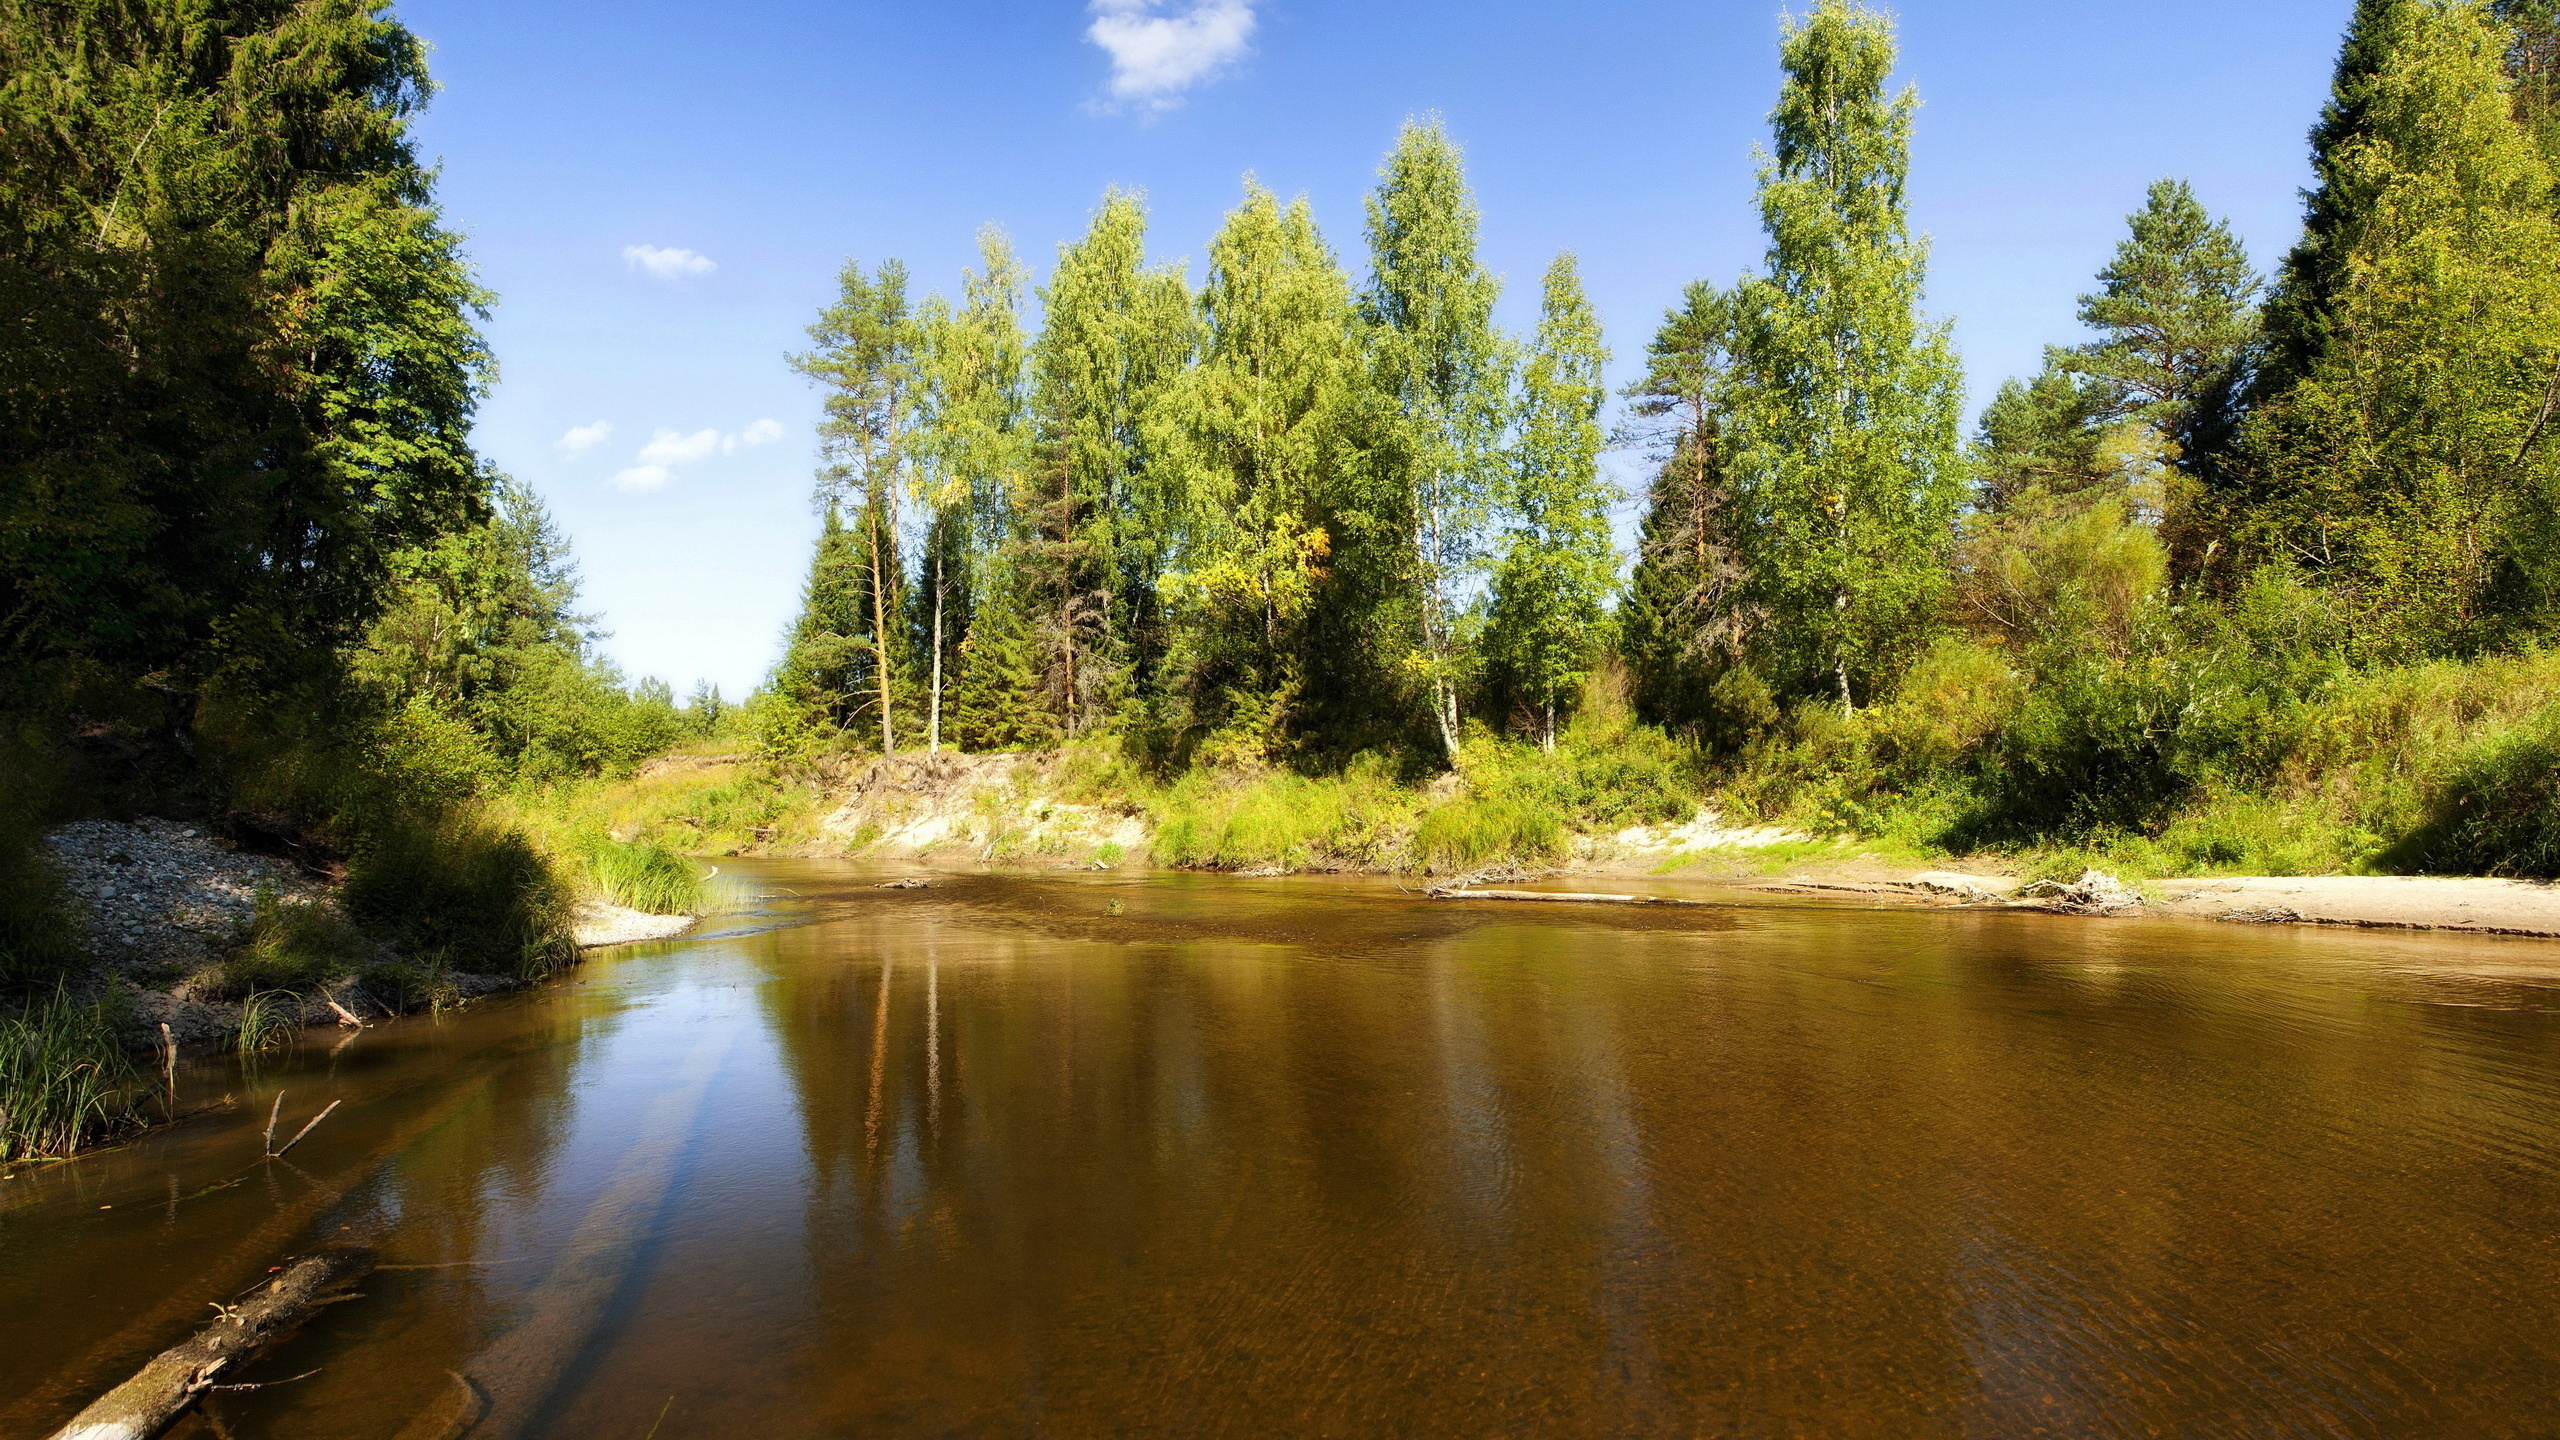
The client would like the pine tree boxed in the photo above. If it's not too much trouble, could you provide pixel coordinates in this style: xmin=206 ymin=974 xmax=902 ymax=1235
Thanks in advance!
xmin=2232 ymin=0 xmax=2560 ymax=655
xmin=2061 ymin=179 xmax=2261 ymax=470
xmin=1025 ymin=191 xmax=1196 ymax=734
xmin=1619 ymin=282 xmax=1751 ymax=732
xmin=2499 ymin=0 xmax=2560 ymax=159
xmin=1358 ymin=119 xmax=1511 ymax=761
xmin=1730 ymin=0 xmax=1964 ymax=711
xmin=1154 ymin=180 xmax=1360 ymax=759
xmin=791 ymin=259 xmax=919 ymax=753
xmin=1619 ymin=282 xmax=1751 ymax=734
xmin=1486 ymin=255 xmax=1615 ymax=751
xmin=1970 ymin=367 xmax=2116 ymax=513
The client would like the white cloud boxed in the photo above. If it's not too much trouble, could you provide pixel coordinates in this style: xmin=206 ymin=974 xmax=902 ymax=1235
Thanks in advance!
xmin=638 ymin=427 xmax=723 ymax=467
xmin=608 ymin=421 xmax=789 ymax=493
xmin=723 ymin=418 xmax=786 ymax=453
xmin=623 ymin=244 xmax=716 ymax=279
xmin=555 ymin=419 xmax=613 ymax=457
xmin=1087 ymin=0 xmax=1255 ymax=112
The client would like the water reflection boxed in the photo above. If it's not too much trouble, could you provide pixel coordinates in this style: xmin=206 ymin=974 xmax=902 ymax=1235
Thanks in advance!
xmin=3 ymin=866 xmax=2558 ymax=1437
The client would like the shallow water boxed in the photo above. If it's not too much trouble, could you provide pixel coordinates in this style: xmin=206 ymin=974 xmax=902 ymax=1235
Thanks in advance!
xmin=6 ymin=864 xmax=2560 ymax=1438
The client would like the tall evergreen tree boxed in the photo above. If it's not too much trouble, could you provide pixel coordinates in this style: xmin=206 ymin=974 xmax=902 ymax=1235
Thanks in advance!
xmin=1358 ymin=119 xmax=1511 ymax=761
xmin=1730 ymin=0 xmax=1964 ymax=711
xmin=0 ymin=0 xmax=491 ymax=700
xmin=1026 ymin=191 xmax=1196 ymax=734
xmin=1619 ymin=282 xmax=1751 ymax=734
xmin=790 ymin=259 xmax=918 ymax=753
xmin=768 ymin=506 xmax=879 ymax=750
xmin=2061 ymin=179 xmax=2262 ymax=471
xmin=2254 ymin=0 xmax=2418 ymax=403
xmin=1155 ymin=181 xmax=1361 ymax=759
xmin=2231 ymin=0 xmax=2560 ymax=654
xmin=1486 ymin=255 xmax=1615 ymax=751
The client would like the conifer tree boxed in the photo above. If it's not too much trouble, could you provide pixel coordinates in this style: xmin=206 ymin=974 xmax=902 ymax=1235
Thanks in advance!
xmin=1730 ymin=0 xmax=1964 ymax=711
xmin=2061 ymin=179 xmax=2261 ymax=470
xmin=791 ymin=259 xmax=918 ymax=753
xmin=1358 ymin=119 xmax=1510 ymax=761
xmin=767 ymin=506 xmax=879 ymax=751
xmin=1486 ymin=255 xmax=1615 ymax=751
xmin=1619 ymin=282 xmax=1751 ymax=734
xmin=2254 ymin=0 xmax=2417 ymax=403
xmin=2232 ymin=0 xmax=2560 ymax=654
xmin=1155 ymin=180 xmax=1360 ymax=758
xmin=1969 ymin=367 xmax=2115 ymax=513
xmin=1026 ymin=192 xmax=1196 ymax=733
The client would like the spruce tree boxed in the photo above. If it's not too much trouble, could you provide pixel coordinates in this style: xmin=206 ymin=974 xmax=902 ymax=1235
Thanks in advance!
xmin=2254 ymin=0 xmax=2417 ymax=402
xmin=1486 ymin=255 xmax=1616 ymax=751
xmin=767 ymin=506 xmax=878 ymax=751
xmin=1026 ymin=191 xmax=1196 ymax=734
xmin=2233 ymin=0 xmax=2560 ymax=655
xmin=1730 ymin=0 xmax=1964 ymax=711
xmin=791 ymin=259 xmax=919 ymax=753
xmin=1619 ymin=282 xmax=1751 ymax=734
xmin=1358 ymin=119 xmax=1510 ymax=761
xmin=1154 ymin=180 xmax=1360 ymax=759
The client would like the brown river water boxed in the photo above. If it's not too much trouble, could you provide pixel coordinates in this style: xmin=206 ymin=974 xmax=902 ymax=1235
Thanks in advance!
xmin=5 ymin=862 xmax=2560 ymax=1438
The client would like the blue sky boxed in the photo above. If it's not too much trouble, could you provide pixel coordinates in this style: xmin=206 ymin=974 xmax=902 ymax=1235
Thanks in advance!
xmin=398 ymin=0 xmax=2352 ymax=701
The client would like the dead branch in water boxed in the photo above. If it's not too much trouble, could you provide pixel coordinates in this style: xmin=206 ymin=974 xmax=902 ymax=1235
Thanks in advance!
xmin=1426 ymin=887 xmax=1705 ymax=906
xmin=268 ymin=1101 xmax=339 ymax=1161
xmin=42 ymin=1245 xmax=372 ymax=1440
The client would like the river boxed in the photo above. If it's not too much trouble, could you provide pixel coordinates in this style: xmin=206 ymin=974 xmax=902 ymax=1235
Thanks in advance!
xmin=4 ymin=862 xmax=2558 ymax=1437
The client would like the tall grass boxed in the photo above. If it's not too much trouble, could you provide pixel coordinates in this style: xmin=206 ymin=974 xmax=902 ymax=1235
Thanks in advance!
xmin=215 ymin=890 xmax=360 ymax=998
xmin=0 ymin=990 xmax=141 ymax=1161
xmin=582 ymin=837 xmax=703 ymax=914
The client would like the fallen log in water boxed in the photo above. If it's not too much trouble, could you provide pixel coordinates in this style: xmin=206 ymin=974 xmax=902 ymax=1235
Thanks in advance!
xmin=46 ymin=1245 xmax=373 ymax=1440
xmin=1428 ymin=888 xmax=1703 ymax=906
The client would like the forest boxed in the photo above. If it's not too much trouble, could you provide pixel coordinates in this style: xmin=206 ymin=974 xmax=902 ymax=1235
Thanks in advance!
xmin=6 ymin=0 xmax=2560 ymax=1154
xmin=748 ymin=0 xmax=2560 ymax=880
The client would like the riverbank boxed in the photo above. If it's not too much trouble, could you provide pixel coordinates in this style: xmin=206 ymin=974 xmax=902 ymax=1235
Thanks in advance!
xmin=569 ymin=744 xmax=2560 ymax=942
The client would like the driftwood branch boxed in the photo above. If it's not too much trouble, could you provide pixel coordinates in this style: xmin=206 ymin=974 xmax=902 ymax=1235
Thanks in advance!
xmin=268 ymin=1101 xmax=339 ymax=1161
xmin=44 ymin=1246 xmax=373 ymax=1440
xmin=1427 ymin=888 xmax=1704 ymax=906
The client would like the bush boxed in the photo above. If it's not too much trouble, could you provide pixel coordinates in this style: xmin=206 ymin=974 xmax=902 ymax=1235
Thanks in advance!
xmin=343 ymin=814 xmax=577 ymax=978
xmin=2385 ymin=705 xmax=2560 ymax=877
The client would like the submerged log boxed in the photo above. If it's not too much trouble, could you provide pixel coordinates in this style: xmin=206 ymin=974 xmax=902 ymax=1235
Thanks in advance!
xmin=46 ymin=1245 xmax=372 ymax=1440
xmin=1428 ymin=888 xmax=1701 ymax=906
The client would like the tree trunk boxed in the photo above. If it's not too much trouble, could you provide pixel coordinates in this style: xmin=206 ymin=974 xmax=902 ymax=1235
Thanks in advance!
xmin=871 ymin=505 xmax=896 ymax=756
xmin=928 ymin=548 xmax=945 ymax=755
xmin=47 ymin=1247 xmax=374 ymax=1440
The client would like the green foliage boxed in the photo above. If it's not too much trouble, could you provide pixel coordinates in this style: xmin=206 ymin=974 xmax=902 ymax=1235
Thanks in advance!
xmin=1358 ymin=119 xmax=1511 ymax=760
xmin=1411 ymin=794 xmax=1566 ymax=874
xmin=0 ymin=989 xmax=140 ymax=1162
xmin=2226 ymin=0 xmax=2560 ymax=657
xmin=2060 ymin=178 xmax=2262 ymax=475
xmin=582 ymin=837 xmax=703 ymax=915
xmin=1620 ymin=282 xmax=1750 ymax=737
xmin=1155 ymin=180 xmax=1362 ymax=762
xmin=216 ymin=891 xmax=359 ymax=999
xmin=233 ymin=989 xmax=302 ymax=1056
xmin=1731 ymin=0 xmax=1966 ymax=709
xmin=0 ymin=765 xmax=74 ymax=993
xmin=342 ymin=813 xmax=577 ymax=980
xmin=1486 ymin=255 xmax=1617 ymax=749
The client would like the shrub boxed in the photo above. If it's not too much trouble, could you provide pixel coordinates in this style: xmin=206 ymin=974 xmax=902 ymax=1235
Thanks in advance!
xmin=343 ymin=814 xmax=577 ymax=979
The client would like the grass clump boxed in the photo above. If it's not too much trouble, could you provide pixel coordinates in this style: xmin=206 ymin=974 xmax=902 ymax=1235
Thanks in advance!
xmin=215 ymin=890 xmax=360 ymax=998
xmin=582 ymin=836 xmax=703 ymax=914
xmin=0 ymin=990 xmax=141 ymax=1161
